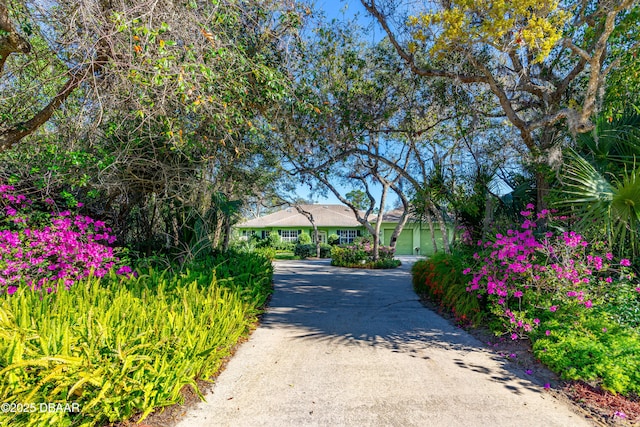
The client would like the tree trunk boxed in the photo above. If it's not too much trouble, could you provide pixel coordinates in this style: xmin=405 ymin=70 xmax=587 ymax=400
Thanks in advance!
xmin=482 ymin=193 xmax=494 ymax=241
xmin=222 ymin=215 xmax=231 ymax=251
xmin=426 ymin=214 xmax=438 ymax=254
xmin=371 ymin=184 xmax=389 ymax=261
xmin=430 ymin=201 xmax=450 ymax=254
xmin=535 ymin=167 xmax=550 ymax=230
xmin=312 ymin=223 xmax=320 ymax=258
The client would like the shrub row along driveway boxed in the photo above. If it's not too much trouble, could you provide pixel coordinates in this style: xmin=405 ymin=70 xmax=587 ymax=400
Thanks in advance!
xmin=176 ymin=259 xmax=592 ymax=427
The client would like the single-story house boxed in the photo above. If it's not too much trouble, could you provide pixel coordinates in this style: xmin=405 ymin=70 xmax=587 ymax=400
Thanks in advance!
xmin=234 ymin=204 xmax=447 ymax=255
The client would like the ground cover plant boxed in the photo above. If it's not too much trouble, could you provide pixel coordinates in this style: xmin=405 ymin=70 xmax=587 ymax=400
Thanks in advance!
xmin=0 ymin=251 xmax=273 ymax=427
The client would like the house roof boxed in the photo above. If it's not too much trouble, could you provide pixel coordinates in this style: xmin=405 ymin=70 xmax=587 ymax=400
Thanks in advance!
xmin=236 ymin=204 xmax=369 ymax=228
xmin=381 ymin=208 xmax=405 ymax=222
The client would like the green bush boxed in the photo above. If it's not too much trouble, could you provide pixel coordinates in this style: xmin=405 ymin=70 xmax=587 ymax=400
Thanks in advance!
xmin=330 ymin=245 xmax=368 ymax=266
xmin=254 ymin=247 xmax=276 ymax=260
xmin=297 ymin=232 xmax=312 ymax=244
xmin=267 ymin=232 xmax=282 ymax=247
xmin=294 ymin=243 xmax=331 ymax=259
xmin=601 ymin=281 xmax=640 ymax=330
xmin=328 ymin=233 xmax=340 ymax=245
xmin=411 ymin=252 xmax=484 ymax=326
xmin=330 ymin=246 xmax=400 ymax=269
xmin=0 ymin=252 xmax=273 ymax=426
xmin=531 ymin=312 xmax=640 ymax=395
xmin=253 ymin=232 xmax=288 ymax=249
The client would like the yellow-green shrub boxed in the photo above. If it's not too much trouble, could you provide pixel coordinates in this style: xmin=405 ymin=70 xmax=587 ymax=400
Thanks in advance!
xmin=0 ymin=253 xmax=272 ymax=426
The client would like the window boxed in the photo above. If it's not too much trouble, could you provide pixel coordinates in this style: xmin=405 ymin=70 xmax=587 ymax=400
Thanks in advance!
xmin=278 ymin=229 xmax=300 ymax=242
xmin=337 ymin=229 xmax=359 ymax=244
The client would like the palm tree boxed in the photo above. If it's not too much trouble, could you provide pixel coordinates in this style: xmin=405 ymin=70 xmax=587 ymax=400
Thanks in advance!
xmin=557 ymin=109 xmax=640 ymax=257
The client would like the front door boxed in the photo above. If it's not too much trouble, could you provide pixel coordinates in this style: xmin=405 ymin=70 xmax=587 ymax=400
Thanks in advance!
xmin=316 ymin=231 xmax=327 ymax=244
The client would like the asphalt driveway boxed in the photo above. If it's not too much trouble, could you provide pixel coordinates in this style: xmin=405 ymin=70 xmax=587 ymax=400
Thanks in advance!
xmin=175 ymin=258 xmax=593 ymax=427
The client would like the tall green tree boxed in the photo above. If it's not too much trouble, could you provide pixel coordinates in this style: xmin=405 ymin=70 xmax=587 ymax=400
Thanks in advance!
xmin=1 ymin=0 xmax=308 ymax=257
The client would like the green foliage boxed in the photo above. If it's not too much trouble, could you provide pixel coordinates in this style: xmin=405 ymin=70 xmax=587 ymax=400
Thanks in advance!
xmin=267 ymin=232 xmax=282 ymax=248
xmin=0 ymin=251 xmax=273 ymax=426
xmin=330 ymin=245 xmax=400 ymax=269
xmin=601 ymin=282 xmax=640 ymax=330
xmin=330 ymin=245 xmax=368 ymax=266
xmin=559 ymin=149 xmax=640 ymax=257
xmin=254 ymin=247 xmax=276 ymax=260
xmin=297 ymin=232 xmax=312 ymax=244
xmin=294 ymin=243 xmax=331 ymax=259
xmin=328 ymin=233 xmax=340 ymax=245
xmin=194 ymin=250 xmax=274 ymax=309
xmin=411 ymin=253 xmax=483 ymax=326
xmin=532 ymin=312 xmax=640 ymax=395
xmin=345 ymin=189 xmax=369 ymax=211
xmin=274 ymin=251 xmax=297 ymax=260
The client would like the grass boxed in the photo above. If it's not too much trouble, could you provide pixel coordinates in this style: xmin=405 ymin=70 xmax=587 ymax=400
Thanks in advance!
xmin=274 ymin=251 xmax=298 ymax=260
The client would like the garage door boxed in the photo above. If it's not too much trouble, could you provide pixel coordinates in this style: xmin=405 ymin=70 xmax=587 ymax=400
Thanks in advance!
xmin=420 ymin=229 xmax=443 ymax=256
xmin=384 ymin=229 xmax=413 ymax=255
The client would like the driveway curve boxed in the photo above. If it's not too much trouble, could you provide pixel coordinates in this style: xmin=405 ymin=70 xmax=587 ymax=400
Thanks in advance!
xmin=175 ymin=259 xmax=592 ymax=427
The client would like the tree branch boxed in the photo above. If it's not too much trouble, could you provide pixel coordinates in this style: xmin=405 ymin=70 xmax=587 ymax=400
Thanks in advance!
xmin=360 ymin=0 xmax=488 ymax=84
xmin=0 ymin=3 xmax=31 ymax=75
xmin=0 ymin=71 xmax=83 ymax=152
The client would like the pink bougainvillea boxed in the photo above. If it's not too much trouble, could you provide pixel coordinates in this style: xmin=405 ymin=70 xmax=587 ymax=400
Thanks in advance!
xmin=0 ymin=185 xmax=131 ymax=294
xmin=463 ymin=208 xmax=636 ymax=339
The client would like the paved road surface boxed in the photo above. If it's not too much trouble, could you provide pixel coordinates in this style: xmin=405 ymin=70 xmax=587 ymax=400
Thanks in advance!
xmin=175 ymin=258 xmax=593 ymax=427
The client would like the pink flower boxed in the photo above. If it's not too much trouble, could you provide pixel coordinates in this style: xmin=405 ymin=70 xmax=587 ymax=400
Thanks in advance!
xmin=620 ymin=258 xmax=631 ymax=267
xmin=116 ymin=266 xmax=133 ymax=275
xmin=545 ymin=330 xmax=551 ymax=336
xmin=549 ymin=305 xmax=557 ymax=312
xmin=7 ymin=286 xmax=17 ymax=295
xmin=525 ymin=203 xmax=535 ymax=210
xmin=584 ymin=300 xmax=593 ymax=308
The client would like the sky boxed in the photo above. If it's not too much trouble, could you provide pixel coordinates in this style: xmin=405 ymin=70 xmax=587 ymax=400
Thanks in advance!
xmin=316 ymin=0 xmax=368 ymax=22
xmin=293 ymin=0 xmax=393 ymax=207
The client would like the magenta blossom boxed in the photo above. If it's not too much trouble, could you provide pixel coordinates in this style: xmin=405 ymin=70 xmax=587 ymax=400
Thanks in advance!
xmin=0 ymin=185 xmax=132 ymax=293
